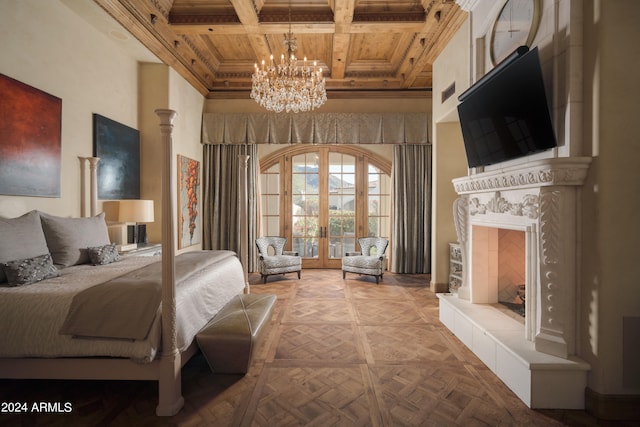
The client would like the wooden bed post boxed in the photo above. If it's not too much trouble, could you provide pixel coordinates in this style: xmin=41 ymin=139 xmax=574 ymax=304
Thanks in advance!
xmin=239 ymin=154 xmax=250 ymax=291
xmin=154 ymin=109 xmax=183 ymax=416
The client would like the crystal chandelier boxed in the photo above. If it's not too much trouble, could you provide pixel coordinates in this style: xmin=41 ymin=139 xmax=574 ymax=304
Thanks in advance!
xmin=250 ymin=9 xmax=327 ymax=113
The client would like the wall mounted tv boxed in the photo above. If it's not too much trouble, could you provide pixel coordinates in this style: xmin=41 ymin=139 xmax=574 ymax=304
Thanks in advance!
xmin=457 ymin=46 xmax=557 ymax=168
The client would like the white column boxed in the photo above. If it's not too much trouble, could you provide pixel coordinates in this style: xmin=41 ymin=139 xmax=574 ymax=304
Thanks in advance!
xmin=78 ymin=157 xmax=88 ymax=217
xmin=87 ymin=157 xmax=100 ymax=217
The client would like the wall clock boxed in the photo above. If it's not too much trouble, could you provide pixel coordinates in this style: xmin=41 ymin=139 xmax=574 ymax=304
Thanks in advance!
xmin=490 ymin=0 xmax=541 ymax=65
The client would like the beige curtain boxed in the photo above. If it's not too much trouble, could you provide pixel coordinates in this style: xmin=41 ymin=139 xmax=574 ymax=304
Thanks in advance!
xmin=202 ymin=144 xmax=258 ymax=272
xmin=391 ymin=144 xmax=432 ymax=273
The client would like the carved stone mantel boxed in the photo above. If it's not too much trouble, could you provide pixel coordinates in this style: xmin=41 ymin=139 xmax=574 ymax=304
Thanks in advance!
xmin=452 ymin=157 xmax=592 ymax=194
xmin=450 ymin=157 xmax=591 ymax=359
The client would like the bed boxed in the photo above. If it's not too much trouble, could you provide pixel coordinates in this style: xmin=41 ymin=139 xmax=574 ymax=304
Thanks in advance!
xmin=0 ymin=109 xmax=250 ymax=416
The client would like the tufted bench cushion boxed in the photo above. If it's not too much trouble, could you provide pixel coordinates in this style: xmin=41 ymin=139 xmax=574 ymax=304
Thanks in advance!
xmin=196 ymin=293 xmax=276 ymax=374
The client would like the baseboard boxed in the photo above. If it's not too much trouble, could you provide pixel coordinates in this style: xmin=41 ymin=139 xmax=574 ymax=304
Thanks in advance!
xmin=430 ymin=281 xmax=449 ymax=293
xmin=585 ymin=388 xmax=640 ymax=421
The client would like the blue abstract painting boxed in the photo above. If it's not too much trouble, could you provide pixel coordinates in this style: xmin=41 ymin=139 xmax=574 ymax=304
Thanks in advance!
xmin=93 ymin=114 xmax=140 ymax=200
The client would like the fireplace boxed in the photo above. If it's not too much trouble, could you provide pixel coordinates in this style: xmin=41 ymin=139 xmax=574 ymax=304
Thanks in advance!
xmin=438 ymin=157 xmax=592 ymax=408
xmin=474 ymin=227 xmax=526 ymax=320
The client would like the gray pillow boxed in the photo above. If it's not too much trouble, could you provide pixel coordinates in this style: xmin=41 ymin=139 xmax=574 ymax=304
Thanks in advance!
xmin=1 ymin=253 xmax=59 ymax=287
xmin=87 ymin=243 xmax=121 ymax=265
xmin=39 ymin=212 xmax=110 ymax=267
xmin=0 ymin=210 xmax=50 ymax=283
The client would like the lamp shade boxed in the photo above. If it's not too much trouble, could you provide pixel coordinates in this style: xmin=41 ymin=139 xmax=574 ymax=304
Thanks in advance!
xmin=118 ymin=199 xmax=154 ymax=223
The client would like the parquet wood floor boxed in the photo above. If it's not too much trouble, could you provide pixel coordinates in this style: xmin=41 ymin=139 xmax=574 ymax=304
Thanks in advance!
xmin=0 ymin=270 xmax=623 ymax=426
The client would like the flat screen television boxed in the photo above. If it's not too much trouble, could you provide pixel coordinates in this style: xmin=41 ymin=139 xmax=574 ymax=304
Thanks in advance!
xmin=457 ymin=46 xmax=557 ymax=168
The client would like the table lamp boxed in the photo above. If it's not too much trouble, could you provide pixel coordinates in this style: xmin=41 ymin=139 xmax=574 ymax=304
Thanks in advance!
xmin=118 ymin=199 xmax=154 ymax=247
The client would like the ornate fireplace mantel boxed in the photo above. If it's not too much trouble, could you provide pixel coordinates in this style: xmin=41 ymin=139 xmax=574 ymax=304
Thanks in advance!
xmin=452 ymin=157 xmax=592 ymax=194
xmin=439 ymin=157 xmax=592 ymax=409
xmin=451 ymin=157 xmax=591 ymax=359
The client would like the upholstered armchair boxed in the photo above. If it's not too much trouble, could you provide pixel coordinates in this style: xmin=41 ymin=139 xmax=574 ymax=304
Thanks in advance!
xmin=255 ymin=237 xmax=302 ymax=284
xmin=342 ymin=237 xmax=389 ymax=284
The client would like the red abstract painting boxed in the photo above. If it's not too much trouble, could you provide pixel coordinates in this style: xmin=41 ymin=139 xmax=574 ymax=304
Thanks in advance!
xmin=0 ymin=74 xmax=62 ymax=197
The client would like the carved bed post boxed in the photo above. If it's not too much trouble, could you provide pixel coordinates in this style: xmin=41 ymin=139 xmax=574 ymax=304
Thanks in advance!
xmin=238 ymin=154 xmax=250 ymax=291
xmin=154 ymin=109 xmax=183 ymax=416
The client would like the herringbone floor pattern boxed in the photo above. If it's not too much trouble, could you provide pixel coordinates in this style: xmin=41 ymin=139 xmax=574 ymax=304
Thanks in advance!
xmin=0 ymin=270 xmax=612 ymax=426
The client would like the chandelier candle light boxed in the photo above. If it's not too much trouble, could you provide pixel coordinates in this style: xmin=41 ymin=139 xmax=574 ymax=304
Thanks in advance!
xmin=251 ymin=12 xmax=327 ymax=113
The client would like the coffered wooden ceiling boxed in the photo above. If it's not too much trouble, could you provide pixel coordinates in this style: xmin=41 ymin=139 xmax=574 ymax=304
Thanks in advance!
xmin=95 ymin=0 xmax=466 ymax=98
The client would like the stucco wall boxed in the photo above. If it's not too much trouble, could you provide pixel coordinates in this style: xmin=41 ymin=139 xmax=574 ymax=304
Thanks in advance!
xmin=0 ymin=0 xmax=205 ymax=254
xmin=580 ymin=0 xmax=640 ymax=396
xmin=431 ymin=16 xmax=470 ymax=290
xmin=0 ymin=0 xmax=149 ymax=218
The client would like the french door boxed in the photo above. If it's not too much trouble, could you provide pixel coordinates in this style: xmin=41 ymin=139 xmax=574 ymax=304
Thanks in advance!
xmin=260 ymin=146 xmax=391 ymax=269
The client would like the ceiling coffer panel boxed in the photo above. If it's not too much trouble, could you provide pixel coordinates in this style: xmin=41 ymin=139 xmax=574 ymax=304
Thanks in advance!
xmin=94 ymin=0 xmax=466 ymax=96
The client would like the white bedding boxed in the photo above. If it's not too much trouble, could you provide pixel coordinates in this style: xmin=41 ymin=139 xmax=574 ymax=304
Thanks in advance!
xmin=0 ymin=250 xmax=245 ymax=363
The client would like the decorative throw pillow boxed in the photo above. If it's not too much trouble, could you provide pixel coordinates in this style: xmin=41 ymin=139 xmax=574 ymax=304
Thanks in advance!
xmin=39 ymin=211 xmax=110 ymax=267
xmin=0 ymin=210 xmax=50 ymax=283
xmin=1 ymin=253 xmax=59 ymax=287
xmin=87 ymin=243 xmax=121 ymax=265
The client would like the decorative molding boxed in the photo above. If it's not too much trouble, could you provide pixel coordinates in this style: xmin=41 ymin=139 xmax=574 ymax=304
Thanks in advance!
xmin=453 ymin=158 xmax=592 ymax=194
xmin=169 ymin=14 xmax=241 ymax=25
xmin=257 ymin=11 xmax=335 ymax=23
xmin=452 ymin=196 xmax=468 ymax=292
xmin=539 ymin=190 xmax=561 ymax=265
xmin=181 ymin=35 xmax=217 ymax=78
xmin=453 ymin=196 xmax=468 ymax=243
xmin=538 ymin=189 xmax=561 ymax=327
xmin=353 ymin=12 xmax=426 ymax=22
xmin=469 ymin=192 xmax=539 ymax=219
xmin=149 ymin=0 xmax=169 ymax=21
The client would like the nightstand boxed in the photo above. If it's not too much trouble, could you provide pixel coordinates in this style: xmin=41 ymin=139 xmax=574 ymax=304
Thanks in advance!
xmin=119 ymin=243 xmax=162 ymax=257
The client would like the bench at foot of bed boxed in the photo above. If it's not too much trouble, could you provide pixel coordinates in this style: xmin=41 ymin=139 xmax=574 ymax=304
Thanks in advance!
xmin=196 ymin=293 xmax=276 ymax=374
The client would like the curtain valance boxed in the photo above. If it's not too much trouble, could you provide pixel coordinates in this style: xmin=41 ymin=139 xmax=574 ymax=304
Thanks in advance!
xmin=202 ymin=112 xmax=430 ymax=144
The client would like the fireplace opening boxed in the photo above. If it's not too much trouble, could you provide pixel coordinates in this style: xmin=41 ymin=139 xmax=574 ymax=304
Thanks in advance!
xmin=499 ymin=284 xmax=525 ymax=317
xmin=472 ymin=226 xmax=526 ymax=324
xmin=496 ymin=228 xmax=525 ymax=321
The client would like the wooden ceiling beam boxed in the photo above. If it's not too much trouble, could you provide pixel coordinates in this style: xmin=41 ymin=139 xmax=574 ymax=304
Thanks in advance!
xmin=171 ymin=20 xmax=426 ymax=36
xmin=331 ymin=33 xmax=350 ymax=79
xmin=246 ymin=33 xmax=273 ymax=70
xmin=400 ymin=4 xmax=466 ymax=88
xmin=229 ymin=0 xmax=259 ymax=26
xmin=331 ymin=0 xmax=355 ymax=25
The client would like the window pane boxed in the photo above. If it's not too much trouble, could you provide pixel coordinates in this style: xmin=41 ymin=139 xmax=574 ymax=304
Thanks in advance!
xmin=266 ymin=217 xmax=279 ymax=236
xmin=260 ymin=162 xmax=281 ymax=238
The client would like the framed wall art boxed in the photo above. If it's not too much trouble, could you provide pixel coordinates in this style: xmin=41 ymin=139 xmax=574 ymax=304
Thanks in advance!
xmin=93 ymin=113 xmax=140 ymax=200
xmin=0 ymin=73 xmax=62 ymax=197
xmin=178 ymin=154 xmax=201 ymax=249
